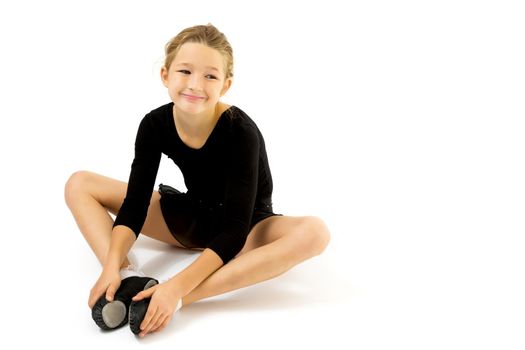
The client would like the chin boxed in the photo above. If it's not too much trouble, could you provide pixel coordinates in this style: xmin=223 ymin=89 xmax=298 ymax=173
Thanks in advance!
xmin=175 ymin=101 xmax=209 ymax=114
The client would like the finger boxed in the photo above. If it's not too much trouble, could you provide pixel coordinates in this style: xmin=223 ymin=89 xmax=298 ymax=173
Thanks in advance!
xmin=132 ymin=291 xmax=146 ymax=301
xmin=88 ymin=288 xmax=103 ymax=309
xmin=154 ymin=317 xmax=170 ymax=334
xmin=106 ymin=284 xmax=117 ymax=302
xmin=143 ymin=311 xmax=165 ymax=336
xmin=132 ymin=286 xmax=156 ymax=301
xmin=88 ymin=290 xmax=96 ymax=308
xmin=141 ymin=314 xmax=166 ymax=337
xmin=153 ymin=314 xmax=171 ymax=334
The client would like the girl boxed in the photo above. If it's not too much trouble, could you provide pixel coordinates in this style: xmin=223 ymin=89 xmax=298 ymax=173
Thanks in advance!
xmin=64 ymin=24 xmax=330 ymax=338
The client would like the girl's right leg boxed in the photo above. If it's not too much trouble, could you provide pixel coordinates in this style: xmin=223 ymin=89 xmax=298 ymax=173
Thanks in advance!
xmin=64 ymin=170 xmax=184 ymax=267
xmin=65 ymin=171 xmax=185 ymax=331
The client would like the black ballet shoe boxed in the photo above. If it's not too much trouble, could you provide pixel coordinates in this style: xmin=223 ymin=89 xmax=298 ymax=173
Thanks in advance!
xmin=91 ymin=276 xmax=158 ymax=331
xmin=129 ymin=298 xmax=151 ymax=334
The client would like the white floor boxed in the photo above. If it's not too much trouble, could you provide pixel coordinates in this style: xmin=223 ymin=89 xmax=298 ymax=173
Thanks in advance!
xmin=4 ymin=205 xmax=524 ymax=350
xmin=2 ymin=1 xmax=525 ymax=348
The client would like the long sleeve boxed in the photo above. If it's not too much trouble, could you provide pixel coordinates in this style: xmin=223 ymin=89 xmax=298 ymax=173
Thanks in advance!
xmin=113 ymin=115 xmax=162 ymax=236
xmin=205 ymin=123 xmax=260 ymax=263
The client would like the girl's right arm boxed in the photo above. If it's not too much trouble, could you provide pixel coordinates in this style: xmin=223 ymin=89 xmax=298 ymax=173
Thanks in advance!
xmin=88 ymin=112 xmax=161 ymax=308
xmin=88 ymin=225 xmax=136 ymax=308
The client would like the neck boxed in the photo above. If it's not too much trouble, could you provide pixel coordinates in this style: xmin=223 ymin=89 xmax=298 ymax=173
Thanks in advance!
xmin=173 ymin=104 xmax=221 ymax=138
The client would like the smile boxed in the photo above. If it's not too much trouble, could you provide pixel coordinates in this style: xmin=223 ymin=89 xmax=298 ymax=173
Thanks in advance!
xmin=181 ymin=93 xmax=206 ymax=101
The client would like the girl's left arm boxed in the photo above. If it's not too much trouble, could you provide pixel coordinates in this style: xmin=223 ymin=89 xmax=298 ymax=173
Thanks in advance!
xmin=131 ymin=249 xmax=222 ymax=337
xmin=134 ymin=248 xmax=222 ymax=301
xmin=167 ymin=248 xmax=223 ymax=295
xmin=132 ymin=122 xmax=260 ymax=336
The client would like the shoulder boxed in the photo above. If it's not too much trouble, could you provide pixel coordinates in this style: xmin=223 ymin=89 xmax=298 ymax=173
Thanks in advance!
xmin=135 ymin=102 xmax=173 ymax=138
xmin=222 ymin=106 xmax=262 ymax=149
xmin=141 ymin=102 xmax=173 ymax=126
xmin=224 ymin=106 xmax=260 ymax=136
xmin=134 ymin=103 xmax=173 ymax=145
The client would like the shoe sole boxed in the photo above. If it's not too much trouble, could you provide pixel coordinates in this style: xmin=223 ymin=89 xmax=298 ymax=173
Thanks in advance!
xmin=92 ymin=279 xmax=158 ymax=330
xmin=101 ymin=300 xmax=127 ymax=328
xmin=129 ymin=298 xmax=149 ymax=335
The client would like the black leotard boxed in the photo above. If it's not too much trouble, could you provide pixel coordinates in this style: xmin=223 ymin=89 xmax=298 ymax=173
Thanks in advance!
xmin=113 ymin=102 xmax=276 ymax=263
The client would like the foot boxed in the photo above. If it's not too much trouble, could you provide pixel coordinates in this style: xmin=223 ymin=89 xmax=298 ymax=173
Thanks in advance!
xmin=91 ymin=276 xmax=158 ymax=330
xmin=129 ymin=298 xmax=182 ymax=335
xmin=129 ymin=298 xmax=151 ymax=334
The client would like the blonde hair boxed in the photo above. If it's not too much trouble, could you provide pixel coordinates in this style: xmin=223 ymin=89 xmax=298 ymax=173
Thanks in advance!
xmin=164 ymin=24 xmax=234 ymax=79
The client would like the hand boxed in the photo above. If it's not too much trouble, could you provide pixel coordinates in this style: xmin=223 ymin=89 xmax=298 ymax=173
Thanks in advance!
xmin=131 ymin=281 xmax=183 ymax=337
xmin=88 ymin=268 xmax=121 ymax=309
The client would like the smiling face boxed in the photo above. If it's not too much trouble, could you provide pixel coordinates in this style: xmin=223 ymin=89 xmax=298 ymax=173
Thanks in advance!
xmin=161 ymin=42 xmax=232 ymax=115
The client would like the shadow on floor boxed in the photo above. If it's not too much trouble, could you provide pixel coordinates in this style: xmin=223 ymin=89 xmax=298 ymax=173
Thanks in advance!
xmin=128 ymin=236 xmax=350 ymax=343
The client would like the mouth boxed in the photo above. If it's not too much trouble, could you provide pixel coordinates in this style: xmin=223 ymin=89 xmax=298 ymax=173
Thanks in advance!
xmin=181 ymin=93 xmax=206 ymax=102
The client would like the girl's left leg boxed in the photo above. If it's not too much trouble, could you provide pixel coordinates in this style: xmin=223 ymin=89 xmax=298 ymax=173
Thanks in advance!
xmin=182 ymin=215 xmax=330 ymax=305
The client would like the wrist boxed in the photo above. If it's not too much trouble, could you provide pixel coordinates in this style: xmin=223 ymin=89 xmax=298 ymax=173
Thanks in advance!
xmin=103 ymin=259 xmax=122 ymax=273
xmin=166 ymin=275 xmax=190 ymax=297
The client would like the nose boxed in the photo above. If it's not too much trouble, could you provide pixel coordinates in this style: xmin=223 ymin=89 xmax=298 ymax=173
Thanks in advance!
xmin=187 ymin=75 xmax=203 ymax=91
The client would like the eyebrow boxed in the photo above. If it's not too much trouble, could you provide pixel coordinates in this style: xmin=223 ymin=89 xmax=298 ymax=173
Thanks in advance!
xmin=176 ymin=63 xmax=219 ymax=72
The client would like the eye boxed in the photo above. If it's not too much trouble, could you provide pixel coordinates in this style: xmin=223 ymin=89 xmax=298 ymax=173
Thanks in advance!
xmin=205 ymin=74 xmax=218 ymax=80
xmin=177 ymin=70 xmax=191 ymax=75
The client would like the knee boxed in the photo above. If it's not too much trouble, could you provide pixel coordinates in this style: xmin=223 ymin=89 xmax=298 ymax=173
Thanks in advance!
xmin=64 ymin=170 xmax=92 ymax=207
xmin=295 ymin=216 xmax=331 ymax=257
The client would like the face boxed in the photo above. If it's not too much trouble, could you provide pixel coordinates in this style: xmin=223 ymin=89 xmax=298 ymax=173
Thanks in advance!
xmin=161 ymin=42 xmax=232 ymax=115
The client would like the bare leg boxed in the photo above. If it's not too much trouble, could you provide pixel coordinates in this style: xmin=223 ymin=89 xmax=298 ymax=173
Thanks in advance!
xmin=65 ymin=172 xmax=330 ymax=307
xmin=64 ymin=170 xmax=184 ymax=268
xmin=182 ymin=216 xmax=330 ymax=305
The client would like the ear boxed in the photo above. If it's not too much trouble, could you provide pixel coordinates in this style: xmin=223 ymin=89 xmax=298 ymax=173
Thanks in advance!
xmin=160 ymin=66 xmax=169 ymax=87
xmin=220 ymin=78 xmax=232 ymax=96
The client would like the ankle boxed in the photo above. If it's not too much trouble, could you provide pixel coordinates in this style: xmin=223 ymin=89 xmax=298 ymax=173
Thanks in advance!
xmin=119 ymin=264 xmax=145 ymax=280
xmin=120 ymin=259 xmax=132 ymax=269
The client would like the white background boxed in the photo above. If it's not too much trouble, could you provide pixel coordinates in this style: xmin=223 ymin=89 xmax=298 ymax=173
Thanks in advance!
xmin=1 ymin=0 xmax=524 ymax=349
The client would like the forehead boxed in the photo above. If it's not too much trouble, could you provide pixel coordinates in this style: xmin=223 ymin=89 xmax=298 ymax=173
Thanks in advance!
xmin=173 ymin=42 xmax=225 ymax=72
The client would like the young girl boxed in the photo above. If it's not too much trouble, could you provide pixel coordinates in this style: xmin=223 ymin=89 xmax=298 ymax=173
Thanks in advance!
xmin=64 ymin=24 xmax=330 ymax=338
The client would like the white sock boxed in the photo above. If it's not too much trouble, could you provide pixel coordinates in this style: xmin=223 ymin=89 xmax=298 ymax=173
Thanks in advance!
xmin=119 ymin=264 xmax=145 ymax=280
xmin=160 ymin=278 xmax=182 ymax=312
xmin=175 ymin=299 xmax=182 ymax=312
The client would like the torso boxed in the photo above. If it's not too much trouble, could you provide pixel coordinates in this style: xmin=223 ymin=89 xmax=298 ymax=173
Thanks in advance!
xmin=114 ymin=101 xmax=276 ymax=262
